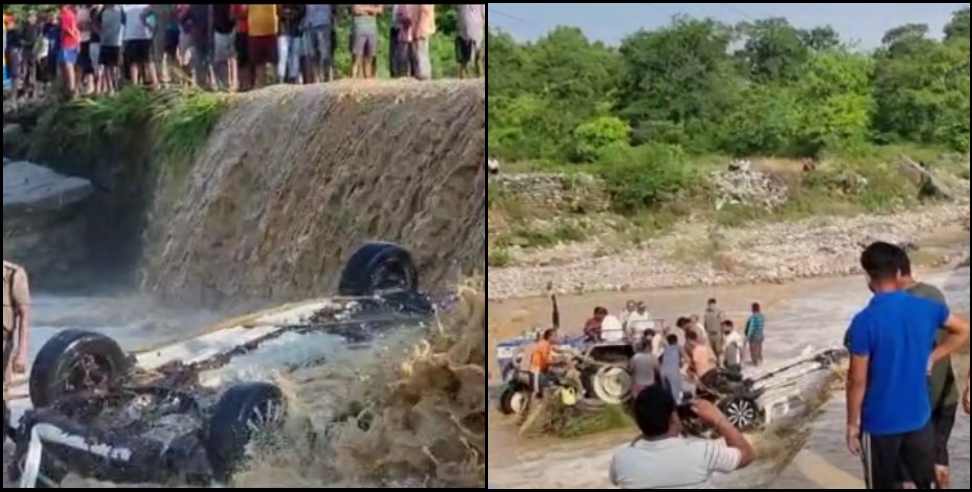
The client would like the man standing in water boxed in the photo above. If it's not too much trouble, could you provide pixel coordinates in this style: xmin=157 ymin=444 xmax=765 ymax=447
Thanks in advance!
xmin=845 ymin=242 xmax=969 ymax=490
xmin=704 ymin=299 xmax=724 ymax=366
xmin=3 ymin=260 xmax=31 ymax=440
xmin=745 ymin=303 xmax=765 ymax=367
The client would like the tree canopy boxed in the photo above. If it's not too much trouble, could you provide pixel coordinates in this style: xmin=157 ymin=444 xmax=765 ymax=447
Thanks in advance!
xmin=488 ymin=8 xmax=971 ymax=161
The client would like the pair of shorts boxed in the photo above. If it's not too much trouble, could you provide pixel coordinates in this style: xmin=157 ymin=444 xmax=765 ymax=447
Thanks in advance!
xmin=235 ymin=33 xmax=250 ymax=65
xmin=99 ymin=46 xmax=121 ymax=67
xmin=6 ymin=50 xmax=22 ymax=80
xmin=303 ymin=24 xmax=334 ymax=66
xmin=862 ymin=423 xmax=936 ymax=489
xmin=165 ymin=28 xmax=180 ymax=57
xmin=89 ymin=43 xmax=101 ymax=71
xmin=2 ymin=331 xmax=11 ymax=381
xmin=350 ymin=25 xmax=377 ymax=58
xmin=213 ymin=32 xmax=235 ymax=63
xmin=248 ymin=35 xmax=277 ymax=66
xmin=125 ymin=39 xmax=152 ymax=65
xmin=455 ymin=37 xmax=482 ymax=65
xmin=79 ymin=42 xmax=95 ymax=74
xmin=60 ymin=47 xmax=79 ymax=65
xmin=409 ymin=38 xmax=431 ymax=80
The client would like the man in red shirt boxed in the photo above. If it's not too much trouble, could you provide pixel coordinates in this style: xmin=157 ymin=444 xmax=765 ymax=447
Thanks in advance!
xmin=59 ymin=5 xmax=81 ymax=98
xmin=584 ymin=307 xmax=608 ymax=343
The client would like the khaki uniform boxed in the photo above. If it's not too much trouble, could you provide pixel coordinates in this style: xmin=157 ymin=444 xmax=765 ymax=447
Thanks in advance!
xmin=3 ymin=261 xmax=30 ymax=385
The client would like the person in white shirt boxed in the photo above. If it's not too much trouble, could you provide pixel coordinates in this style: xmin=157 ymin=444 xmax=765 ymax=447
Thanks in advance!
xmin=626 ymin=301 xmax=655 ymax=343
xmin=600 ymin=315 xmax=626 ymax=343
xmin=722 ymin=320 xmax=746 ymax=372
xmin=610 ymin=384 xmax=755 ymax=489
xmin=691 ymin=314 xmax=709 ymax=346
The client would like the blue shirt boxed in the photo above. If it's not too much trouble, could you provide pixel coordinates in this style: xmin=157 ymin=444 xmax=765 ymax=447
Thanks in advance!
xmin=848 ymin=291 xmax=949 ymax=436
xmin=745 ymin=313 xmax=765 ymax=340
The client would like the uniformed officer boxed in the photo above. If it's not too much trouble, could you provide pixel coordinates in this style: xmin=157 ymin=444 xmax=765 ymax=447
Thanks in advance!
xmin=3 ymin=260 xmax=31 ymax=397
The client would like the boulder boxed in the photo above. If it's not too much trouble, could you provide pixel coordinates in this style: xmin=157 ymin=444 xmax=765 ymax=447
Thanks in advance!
xmin=897 ymin=156 xmax=953 ymax=200
xmin=3 ymin=124 xmax=25 ymax=156
xmin=3 ymin=161 xmax=95 ymax=288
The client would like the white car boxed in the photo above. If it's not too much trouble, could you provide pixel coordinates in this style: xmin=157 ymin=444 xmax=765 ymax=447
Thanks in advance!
xmin=4 ymin=242 xmax=434 ymax=488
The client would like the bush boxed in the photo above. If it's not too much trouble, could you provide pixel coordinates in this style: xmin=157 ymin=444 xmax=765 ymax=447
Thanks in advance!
xmin=594 ymin=144 xmax=695 ymax=213
xmin=488 ymin=248 xmax=513 ymax=268
xmin=571 ymin=117 xmax=631 ymax=162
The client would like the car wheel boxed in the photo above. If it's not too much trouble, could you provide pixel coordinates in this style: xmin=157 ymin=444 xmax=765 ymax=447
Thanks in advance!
xmin=590 ymin=366 xmax=632 ymax=405
xmin=720 ymin=397 xmax=762 ymax=431
xmin=29 ymin=330 xmax=131 ymax=409
xmin=338 ymin=242 xmax=419 ymax=297
xmin=207 ymin=383 xmax=287 ymax=482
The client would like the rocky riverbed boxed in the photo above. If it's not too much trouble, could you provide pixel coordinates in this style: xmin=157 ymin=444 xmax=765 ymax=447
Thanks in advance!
xmin=488 ymin=201 xmax=970 ymax=300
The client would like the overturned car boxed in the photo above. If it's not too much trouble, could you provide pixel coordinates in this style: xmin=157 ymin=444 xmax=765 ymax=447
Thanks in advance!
xmin=495 ymin=299 xmax=847 ymax=434
xmin=4 ymin=242 xmax=434 ymax=488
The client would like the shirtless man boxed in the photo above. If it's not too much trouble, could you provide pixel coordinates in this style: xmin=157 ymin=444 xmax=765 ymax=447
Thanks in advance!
xmin=3 ymin=260 xmax=31 ymax=441
xmin=686 ymin=329 xmax=718 ymax=389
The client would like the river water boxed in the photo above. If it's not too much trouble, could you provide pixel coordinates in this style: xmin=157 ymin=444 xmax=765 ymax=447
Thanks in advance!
xmin=488 ymin=266 xmax=970 ymax=489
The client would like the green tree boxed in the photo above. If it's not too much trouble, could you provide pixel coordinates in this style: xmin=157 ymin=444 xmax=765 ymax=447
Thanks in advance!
xmin=874 ymin=38 xmax=970 ymax=150
xmin=794 ymin=51 xmax=875 ymax=153
xmin=572 ymin=116 xmax=631 ymax=162
xmin=618 ymin=16 xmax=742 ymax=150
xmin=487 ymin=26 xmax=621 ymax=160
xmin=800 ymin=26 xmax=841 ymax=51
xmin=944 ymin=7 xmax=970 ymax=41
xmin=736 ymin=18 xmax=811 ymax=82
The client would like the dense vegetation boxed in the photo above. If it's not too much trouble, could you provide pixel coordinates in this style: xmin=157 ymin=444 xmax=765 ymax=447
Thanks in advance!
xmin=487 ymin=10 xmax=969 ymax=263
xmin=488 ymin=9 xmax=970 ymax=164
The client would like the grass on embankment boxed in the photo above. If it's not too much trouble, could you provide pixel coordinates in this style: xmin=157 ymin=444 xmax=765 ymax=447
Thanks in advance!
xmin=28 ymin=87 xmax=230 ymax=180
xmin=488 ymin=143 xmax=969 ymax=262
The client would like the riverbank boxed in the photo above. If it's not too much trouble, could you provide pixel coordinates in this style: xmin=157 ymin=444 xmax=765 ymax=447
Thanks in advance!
xmin=488 ymin=200 xmax=969 ymax=301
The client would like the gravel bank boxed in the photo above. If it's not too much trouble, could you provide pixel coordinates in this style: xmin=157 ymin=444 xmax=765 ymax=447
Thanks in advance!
xmin=488 ymin=202 xmax=970 ymax=300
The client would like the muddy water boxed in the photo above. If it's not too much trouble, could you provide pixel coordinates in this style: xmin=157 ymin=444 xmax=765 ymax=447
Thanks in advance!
xmin=488 ymin=266 xmax=971 ymax=489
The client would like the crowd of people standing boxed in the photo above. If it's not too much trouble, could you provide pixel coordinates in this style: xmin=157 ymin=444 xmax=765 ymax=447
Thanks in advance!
xmin=3 ymin=4 xmax=485 ymax=102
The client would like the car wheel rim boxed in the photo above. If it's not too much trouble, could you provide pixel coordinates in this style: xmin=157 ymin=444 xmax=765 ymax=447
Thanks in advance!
xmin=246 ymin=399 xmax=285 ymax=435
xmin=726 ymin=399 xmax=757 ymax=429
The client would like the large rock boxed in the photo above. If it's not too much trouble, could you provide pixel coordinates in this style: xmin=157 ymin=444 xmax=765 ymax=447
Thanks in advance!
xmin=3 ymin=161 xmax=94 ymax=287
xmin=3 ymin=124 xmax=25 ymax=156
xmin=897 ymin=156 xmax=954 ymax=200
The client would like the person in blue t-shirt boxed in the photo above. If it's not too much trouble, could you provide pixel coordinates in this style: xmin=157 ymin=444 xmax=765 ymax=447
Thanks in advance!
xmin=845 ymin=242 xmax=969 ymax=490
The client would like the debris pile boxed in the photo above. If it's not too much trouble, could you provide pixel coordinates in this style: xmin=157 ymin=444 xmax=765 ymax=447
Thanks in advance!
xmin=711 ymin=160 xmax=789 ymax=211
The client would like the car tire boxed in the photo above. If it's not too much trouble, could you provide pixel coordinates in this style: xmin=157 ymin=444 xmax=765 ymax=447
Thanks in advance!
xmin=720 ymin=396 xmax=762 ymax=432
xmin=29 ymin=330 xmax=131 ymax=409
xmin=338 ymin=242 xmax=419 ymax=297
xmin=206 ymin=383 xmax=287 ymax=482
